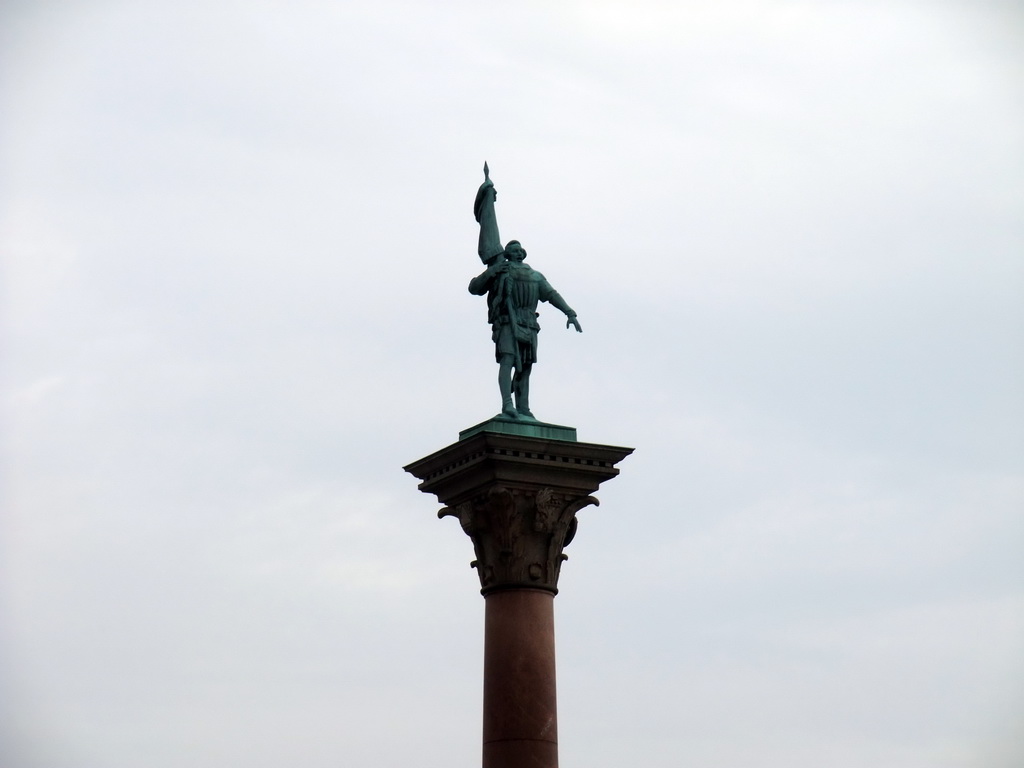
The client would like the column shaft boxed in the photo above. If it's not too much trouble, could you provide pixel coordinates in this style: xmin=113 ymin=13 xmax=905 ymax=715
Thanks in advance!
xmin=482 ymin=589 xmax=558 ymax=768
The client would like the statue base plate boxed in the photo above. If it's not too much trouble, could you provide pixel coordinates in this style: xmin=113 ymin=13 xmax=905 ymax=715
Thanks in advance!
xmin=459 ymin=415 xmax=577 ymax=442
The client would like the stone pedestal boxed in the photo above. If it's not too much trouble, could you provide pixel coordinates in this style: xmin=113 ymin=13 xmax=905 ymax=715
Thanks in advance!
xmin=405 ymin=427 xmax=632 ymax=768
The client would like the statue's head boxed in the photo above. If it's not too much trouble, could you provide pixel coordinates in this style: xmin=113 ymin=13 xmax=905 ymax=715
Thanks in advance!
xmin=504 ymin=240 xmax=527 ymax=262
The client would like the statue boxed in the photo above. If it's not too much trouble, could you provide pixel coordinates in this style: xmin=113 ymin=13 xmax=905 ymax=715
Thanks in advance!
xmin=468 ymin=163 xmax=582 ymax=421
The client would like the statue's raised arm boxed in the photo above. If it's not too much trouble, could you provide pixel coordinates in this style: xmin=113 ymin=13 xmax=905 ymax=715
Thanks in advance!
xmin=467 ymin=163 xmax=581 ymax=423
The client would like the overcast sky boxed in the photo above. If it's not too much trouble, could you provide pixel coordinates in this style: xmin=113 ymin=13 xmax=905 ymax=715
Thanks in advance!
xmin=1 ymin=2 xmax=1022 ymax=767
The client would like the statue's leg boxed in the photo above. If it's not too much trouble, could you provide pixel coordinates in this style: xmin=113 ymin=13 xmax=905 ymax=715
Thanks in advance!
xmin=515 ymin=361 xmax=534 ymax=418
xmin=498 ymin=354 xmax=517 ymax=418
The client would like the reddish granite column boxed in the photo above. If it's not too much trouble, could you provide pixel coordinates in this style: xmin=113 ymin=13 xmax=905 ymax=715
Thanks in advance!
xmin=483 ymin=589 xmax=558 ymax=768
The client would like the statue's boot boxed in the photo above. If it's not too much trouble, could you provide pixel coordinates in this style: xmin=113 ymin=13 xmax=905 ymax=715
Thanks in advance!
xmin=499 ymin=362 xmax=518 ymax=419
xmin=515 ymin=377 xmax=535 ymax=420
xmin=501 ymin=397 xmax=518 ymax=419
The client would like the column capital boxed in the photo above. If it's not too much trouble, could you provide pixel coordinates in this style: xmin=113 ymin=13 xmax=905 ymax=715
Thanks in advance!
xmin=405 ymin=431 xmax=632 ymax=594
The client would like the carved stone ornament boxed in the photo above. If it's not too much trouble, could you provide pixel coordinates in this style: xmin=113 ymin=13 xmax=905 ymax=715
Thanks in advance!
xmin=439 ymin=485 xmax=598 ymax=595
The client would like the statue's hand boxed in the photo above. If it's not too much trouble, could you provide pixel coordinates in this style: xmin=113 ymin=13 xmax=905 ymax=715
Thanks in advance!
xmin=566 ymin=316 xmax=582 ymax=332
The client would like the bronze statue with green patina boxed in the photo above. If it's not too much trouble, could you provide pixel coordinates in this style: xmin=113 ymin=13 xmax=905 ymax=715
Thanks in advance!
xmin=469 ymin=164 xmax=582 ymax=421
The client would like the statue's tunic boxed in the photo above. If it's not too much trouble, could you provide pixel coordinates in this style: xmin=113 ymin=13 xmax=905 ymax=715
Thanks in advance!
xmin=468 ymin=261 xmax=575 ymax=364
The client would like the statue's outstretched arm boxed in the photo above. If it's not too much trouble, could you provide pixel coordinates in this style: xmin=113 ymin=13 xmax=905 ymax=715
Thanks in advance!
xmin=541 ymin=284 xmax=582 ymax=333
